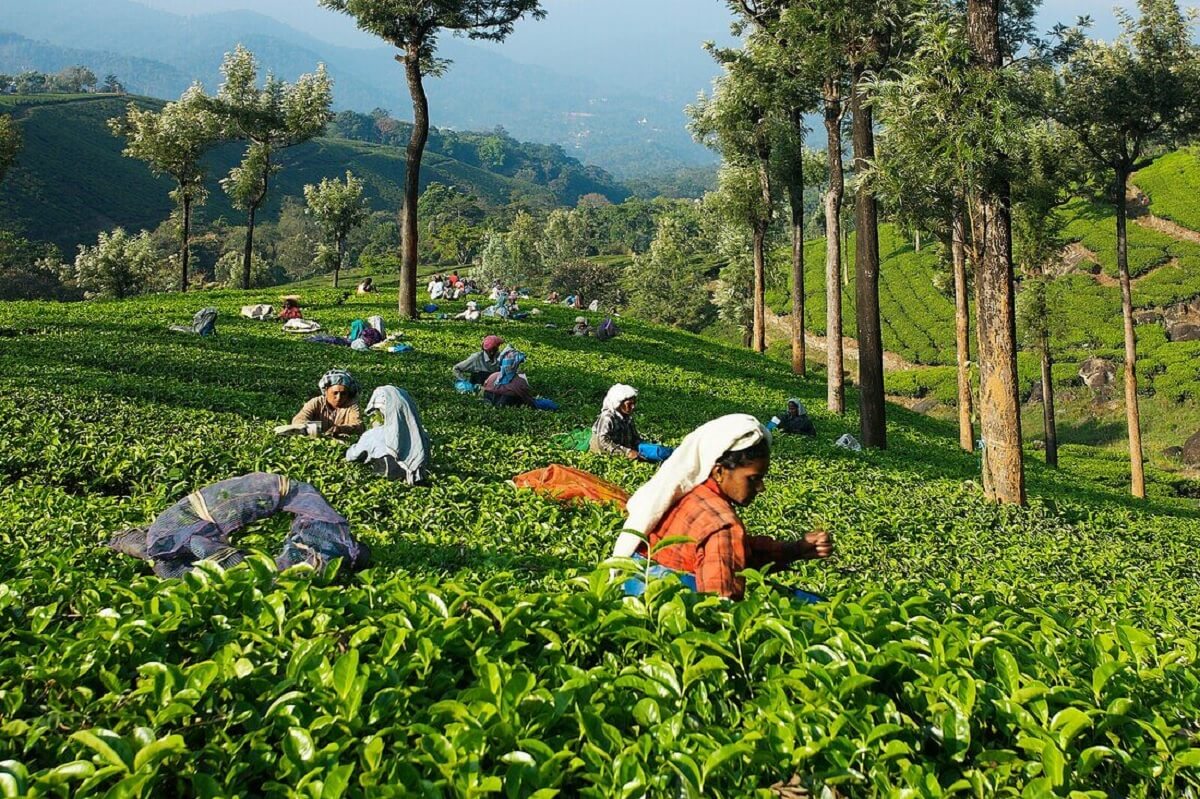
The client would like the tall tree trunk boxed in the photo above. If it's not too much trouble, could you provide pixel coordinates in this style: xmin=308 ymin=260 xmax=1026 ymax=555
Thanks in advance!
xmin=952 ymin=211 xmax=974 ymax=452
xmin=180 ymin=193 xmax=191 ymax=293
xmin=752 ymin=222 xmax=767 ymax=353
xmin=1040 ymin=326 xmax=1058 ymax=468
xmin=753 ymin=146 xmax=772 ymax=354
xmin=241 ymin=155 xmax=270 ymax=291
xmin=334 ymin=237 xmax=345 ymax=288
xmin=788 ymin=109 xmax=806 ymax=375
xmin=241 ymin=203 xmax=257 ymax=290
xmin=1116 ymin=169 xmax=1145 ymax=497
xmin=851 ymin=64 xmax=886 ymax=449
xmin=967 ymin=0 xmax=1025 ymax=504
xmin=824 ymin=82 xmax=846 ymax=414
xmin=400 ymin=44 xmax=430 ymax=320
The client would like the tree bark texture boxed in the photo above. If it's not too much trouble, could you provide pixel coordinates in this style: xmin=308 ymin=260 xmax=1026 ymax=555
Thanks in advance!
xmin=824 ymin=85 xmax=846 ymax=414
xmin=1115 ymin=170 xmax=1146 ymax=497
xmin=752 ymin=224 xmax=767 ymax=353
xmin=952 ymin=212 xmax=974 ymax=452
xmin=851 ymin=66 xmax=886 ymax=448
xmin=241 ymin=204 xmax=257 ymax=290
xmin=788 ymin=107 xmax=806 ymax=375
xmin=400 ymin=44 xmax=430 ymax=319
xmin=335 ymin=237 xmax=345 ymax=288
xmin=1040 ymin=329 xmax=1058 ymax=468
xmin=180 ymin=194 xmax=191 ymax=293
xmin=967 ymin=0 xmax=1025 ymax=504
xmin=752 ymin=148 xmax=772 ymax=354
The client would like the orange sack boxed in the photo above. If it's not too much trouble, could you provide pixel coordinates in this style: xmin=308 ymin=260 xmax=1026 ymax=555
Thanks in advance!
xmin=512 ymin=464 xmax=630 ymax=509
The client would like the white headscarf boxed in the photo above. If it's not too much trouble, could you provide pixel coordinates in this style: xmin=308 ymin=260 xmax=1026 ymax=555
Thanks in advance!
xmin=345 ymin=386 xmax=430 ymax=485
xmin=602 ymin=384 xmax=638 ymax=413
xmin=611 ymin=413 xmax=769 ymax=558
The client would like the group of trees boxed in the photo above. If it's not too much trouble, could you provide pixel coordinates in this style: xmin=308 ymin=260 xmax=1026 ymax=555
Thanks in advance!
xmin=677 ymin=0 xmax=1200 ymax=503
xmin=0 ymin=67 xmax=123 ymax=95
xmin=109 ymin=46 xmax=335 ymax=292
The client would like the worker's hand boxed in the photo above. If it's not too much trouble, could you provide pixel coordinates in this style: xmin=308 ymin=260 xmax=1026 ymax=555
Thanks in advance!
xmin=626 ymin=449 xmax=641 ymax=460
xmin=798 ymin=530 xmax=833 ymax=560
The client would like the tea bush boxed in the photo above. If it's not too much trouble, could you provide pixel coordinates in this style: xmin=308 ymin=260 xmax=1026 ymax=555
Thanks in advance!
xmin=1 ymin=290 xmax=1199 ymax=797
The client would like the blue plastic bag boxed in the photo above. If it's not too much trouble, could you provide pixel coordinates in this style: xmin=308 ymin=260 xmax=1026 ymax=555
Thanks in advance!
xmin=388 ymin=343 xmax=414 ymax=353
xmin=423 ymin=303 xmax=439 ymax=313
xmin=792 ymin=588 xmax=825 ymax=604
xmin=533 ymin=397 xmax=559 ymax=411
xmin=454 ymin=379 xmax=476 ymax=394
xmin=638 ymin=442 xmax=674 ymax=463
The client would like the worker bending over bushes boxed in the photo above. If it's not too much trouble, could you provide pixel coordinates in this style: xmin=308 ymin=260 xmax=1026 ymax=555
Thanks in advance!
xmin=106 ymin=472 xmax=370 ymax=577
xmin=612 ymin=414 xmax=832 ymax=600
xmin=590 ymin=384 xmax=672 ymax=462
xmin=277 ymin=369 xmax=364 ymax=438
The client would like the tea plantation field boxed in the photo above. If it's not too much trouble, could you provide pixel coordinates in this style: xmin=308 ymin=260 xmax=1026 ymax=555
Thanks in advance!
xmin=2 ymin=290 xmax=1200 ymax=797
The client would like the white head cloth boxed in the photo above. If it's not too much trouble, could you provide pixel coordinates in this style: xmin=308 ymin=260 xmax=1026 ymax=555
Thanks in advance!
xmin=602 ymin=383 xmax=638 ymax=413
xmin=611 ymin=413 xmax=769 ymax=558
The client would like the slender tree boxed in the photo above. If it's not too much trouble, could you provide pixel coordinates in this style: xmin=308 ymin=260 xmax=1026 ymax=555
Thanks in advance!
xmin=690 ymin=37 xmax=786 ymax=353
xmin=211 ymin=46 xmax=332 ymax=290
xmin=318 ymin=0 xmax=546 ymax=319
xmin=1046 ymin=0 xmax=1200 ymax=497
xmin=305 ymin=171 xmax=369 ymax=288
xmin=108 ymin=86 xmax=223 ymax=292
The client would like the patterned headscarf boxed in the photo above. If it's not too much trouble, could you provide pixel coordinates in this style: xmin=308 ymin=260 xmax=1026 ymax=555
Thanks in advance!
xmin=482 ymin=334 xmax=504 ymax=352
xmin=319 ymin=368 xmax=359 ymax=397
xmin=495 ymin=347 xmax=526 ymax=386
xmin=787 ymin=398 xmax=807 ymax=416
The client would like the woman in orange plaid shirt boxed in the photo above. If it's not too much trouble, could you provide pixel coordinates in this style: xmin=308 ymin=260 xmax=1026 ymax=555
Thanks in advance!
xmin=612 ymin=414 xmax=832 ymax=600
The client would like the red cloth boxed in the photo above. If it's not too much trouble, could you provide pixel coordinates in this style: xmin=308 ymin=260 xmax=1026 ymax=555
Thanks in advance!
xmin=645 ymin=478 xmax=791 ymax=600
xmin=279 ymin=306 xmax=302 ymax=320
xmin=513 ymin=465 xmax=629 ymax=508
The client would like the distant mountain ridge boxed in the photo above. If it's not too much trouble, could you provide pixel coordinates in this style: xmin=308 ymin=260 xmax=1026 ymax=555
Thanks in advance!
xmin=0 ymin=95 xmax=628 ymax=255
xmin=0 ymin=0 xmax=714 ymax=177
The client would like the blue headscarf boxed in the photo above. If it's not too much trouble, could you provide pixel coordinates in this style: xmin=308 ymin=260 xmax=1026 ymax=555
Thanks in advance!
xmin=495 ymin=347 xmax=526 ymax=386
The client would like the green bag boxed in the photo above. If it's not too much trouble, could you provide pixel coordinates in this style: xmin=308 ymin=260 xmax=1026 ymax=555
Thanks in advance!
xmin=551 ymin=427 xmax=592 ymax=452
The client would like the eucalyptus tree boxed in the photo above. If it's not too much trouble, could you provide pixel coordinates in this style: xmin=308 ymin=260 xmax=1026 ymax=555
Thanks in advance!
xmin=726 ymin=1 xmax=821 ymax=374
xmin=1045 ymin=0 xmax=1200 ymax=498
xmin=211 ymin=46 xmax=333 ymax=290
xmin=318 ymin=0 xmax=545 ymax=319
xmin=304 ymin=171 xmax=369 ymax=288
xmin=108 ymin=85 xmax=223 ymax=292
xmin=689 ymin=38 xmax=786 ymax=353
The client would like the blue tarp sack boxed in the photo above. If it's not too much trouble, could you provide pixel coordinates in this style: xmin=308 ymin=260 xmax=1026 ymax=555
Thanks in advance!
xmin=423 ymin=303 xmax=439 ymax=312
xmin=388 ymin=343 xmax=414 ymax=353
xmin=454 ymin=379 xmax=477 ymax=394
xmin=638 ymin=442 xmax=674 ymax=463
xmin=792 ymin=588 xmax=825 ymax=604
xmin=623 ymin=555 xmax=698 ymax=597
xmin=533 ymin=397 xmax=559 ymax=411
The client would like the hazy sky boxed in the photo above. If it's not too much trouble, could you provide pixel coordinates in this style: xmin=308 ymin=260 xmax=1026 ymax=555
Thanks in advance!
xmin=132 ymin=0 xmax=1136 ymax=103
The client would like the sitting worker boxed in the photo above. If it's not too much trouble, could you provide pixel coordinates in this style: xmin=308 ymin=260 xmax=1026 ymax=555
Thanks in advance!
xmin=105 ymin=472 xmax=370 ymax=577
xmin=279 ymin=297 xmax=303 ymax=320
xmin=277 ymin=368 xmax=364 ymax=438
xmin=357 ymin=277 xmax=378 ymax=294
xmin=590 ymin=384 xmax=644 ymax=459
xmin=346 ymin=386 xmax=430 ymax=484
xmin=610 ymin=414 xmax=833 ymax=601
xmin=455 ymin=300 xmax=481 ymax=322
xmin=482 ymin=346 xmax=536 ymax=408
xmin=572 ymin=316 xmax=592 ymax=336
xmin=772 ymin=398 xmax=817 ymax=436
xmin=453 ymin=335 xmax=504 ymax=386
xmin=546 ymin=290 xmax=561 ymax=304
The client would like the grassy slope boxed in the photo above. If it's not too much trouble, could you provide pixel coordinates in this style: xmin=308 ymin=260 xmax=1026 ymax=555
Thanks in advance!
xmin=0 ymin=289 xmax=1199 ymax=793
xmin=0 ymin=95 xmax=564 ymax=256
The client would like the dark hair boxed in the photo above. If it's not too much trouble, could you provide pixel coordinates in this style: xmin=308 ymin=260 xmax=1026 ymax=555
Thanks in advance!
xmin=715 ymin=437 xmax=771 ymax=469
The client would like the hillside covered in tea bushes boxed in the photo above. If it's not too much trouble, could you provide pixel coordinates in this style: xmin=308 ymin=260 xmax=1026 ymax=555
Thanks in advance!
xmin=1 ymin=290 xmax=1200 ymax=796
